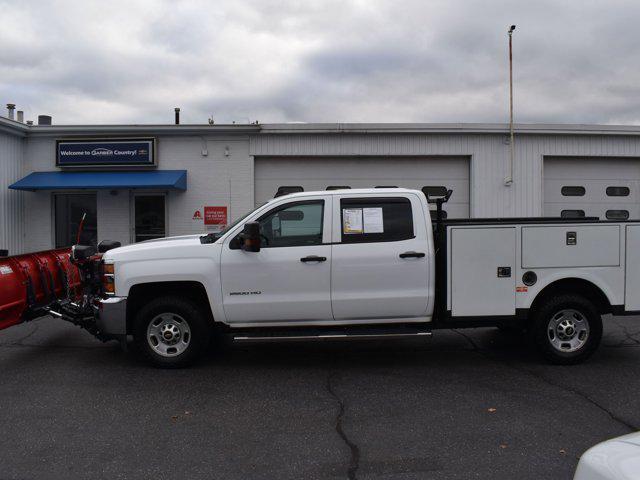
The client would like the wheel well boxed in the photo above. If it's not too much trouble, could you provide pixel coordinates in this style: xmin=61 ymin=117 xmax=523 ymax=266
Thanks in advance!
xmin=126 ymin=281 xmax=213 ymax=334
xmin=529 ymin=278 xmax=612 ymax=316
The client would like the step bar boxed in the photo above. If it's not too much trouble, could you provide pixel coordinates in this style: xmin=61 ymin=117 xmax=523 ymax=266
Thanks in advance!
xmin=232 ymin=326 xmax=432 ymax=343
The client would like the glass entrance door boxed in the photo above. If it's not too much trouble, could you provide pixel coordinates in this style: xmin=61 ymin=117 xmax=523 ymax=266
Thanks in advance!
xmin=134 ymin=194 xmax=166 ymax=242
xmin=54 ymin=193 xmax=97 ymax=247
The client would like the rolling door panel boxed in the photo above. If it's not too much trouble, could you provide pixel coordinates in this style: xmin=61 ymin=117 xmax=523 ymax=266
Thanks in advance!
xmin=254 ymin=156 xmax=470 ymax=218
xmin=544 ymin=157 xmax=640 ymax=219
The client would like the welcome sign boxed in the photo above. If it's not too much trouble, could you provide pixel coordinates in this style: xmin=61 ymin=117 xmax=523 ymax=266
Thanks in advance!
xmin=56 ymin=138 xmax=155 ymax=167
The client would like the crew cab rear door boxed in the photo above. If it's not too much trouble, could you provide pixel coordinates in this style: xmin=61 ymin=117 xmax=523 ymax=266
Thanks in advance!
xmin=220 ymin=195 xmax=333 ymax=324
xmin=330 ymin=193 xmax=432 ymax=321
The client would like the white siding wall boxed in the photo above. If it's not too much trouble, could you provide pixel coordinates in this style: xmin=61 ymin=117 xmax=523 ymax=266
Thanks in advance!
xmin=250 ymin=133 xmax=640 ymax=218
xmin=158 ymin=136 xmax=253 ymax=237
xmin=11 ymin=127 xmax=640 ymax=253
xmin=0 ymin=131 xmax=25 ymax=254
xmin=21 ymin=135 xmax=254 ymax=252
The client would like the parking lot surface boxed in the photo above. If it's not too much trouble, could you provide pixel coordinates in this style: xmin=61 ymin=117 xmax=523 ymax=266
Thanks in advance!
xmin=1 ymin=316 xmax=639 ymax=480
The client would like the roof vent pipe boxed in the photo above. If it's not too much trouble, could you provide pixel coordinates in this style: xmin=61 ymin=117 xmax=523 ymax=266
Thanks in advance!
xmin=6 ymin=104 xmax=15 ymax=120
xmin=37 ymin=115 xmax=52 ymax=125
xmin=17 ymin=111 xmax=24 ymax=123
xmin=174 ymin=107 xmax=180 ymax=125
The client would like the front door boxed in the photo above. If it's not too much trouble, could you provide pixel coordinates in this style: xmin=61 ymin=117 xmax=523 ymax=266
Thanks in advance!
xmin=133 ymin=194 xmax=166 ymax=242
xmin=220 ymin=197 xmax=333 ymax=324
xmin=54 ymin=193 xmax=97 ymax=247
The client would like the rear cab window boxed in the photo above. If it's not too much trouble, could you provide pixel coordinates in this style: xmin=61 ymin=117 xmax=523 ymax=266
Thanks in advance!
xmin=331 ymin=193 xmax=428 ymax=244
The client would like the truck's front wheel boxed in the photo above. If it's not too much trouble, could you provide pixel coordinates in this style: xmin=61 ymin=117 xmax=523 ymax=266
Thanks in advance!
xmin=133 ymin=296 xmax=211 ymax=368
xmin=530 ymin=294 xmax=602 ymax=365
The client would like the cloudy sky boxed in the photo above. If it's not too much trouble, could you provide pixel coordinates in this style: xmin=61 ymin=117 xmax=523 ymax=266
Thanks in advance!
xmin=1 ymin=0 xmax=640 ymax=125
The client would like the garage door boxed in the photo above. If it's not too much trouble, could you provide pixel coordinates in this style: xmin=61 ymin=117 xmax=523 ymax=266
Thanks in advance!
xmin=254 ymin=156 xmax=470 ymax=218
xmin=544 ymin=157 xmax=640 ymax=220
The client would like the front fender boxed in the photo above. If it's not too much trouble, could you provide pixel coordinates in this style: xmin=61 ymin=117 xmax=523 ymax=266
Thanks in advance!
xmin=116 ymin=256 xmax=225 ymax=323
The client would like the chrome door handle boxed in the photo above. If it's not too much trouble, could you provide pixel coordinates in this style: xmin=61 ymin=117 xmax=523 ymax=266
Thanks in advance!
xmin=300 ymin=255 xmax=327 ymax=262
xmin=399 ymin=251 xmax=425 ymax=259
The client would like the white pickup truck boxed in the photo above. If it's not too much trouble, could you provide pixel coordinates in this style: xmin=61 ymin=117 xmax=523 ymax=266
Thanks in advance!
xmin=94 ymin=188 xmax=640 ymax=367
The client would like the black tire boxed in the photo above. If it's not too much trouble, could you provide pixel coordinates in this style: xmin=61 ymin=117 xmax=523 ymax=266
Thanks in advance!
xmin=530 ymin=293 xmax=602 ymax=365
xmin=133 ymin=296 xmax=211 ymax=368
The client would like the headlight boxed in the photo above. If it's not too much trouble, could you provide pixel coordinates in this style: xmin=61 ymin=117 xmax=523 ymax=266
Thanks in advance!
xmin=102 ymin=262 xmax=115 ymax=295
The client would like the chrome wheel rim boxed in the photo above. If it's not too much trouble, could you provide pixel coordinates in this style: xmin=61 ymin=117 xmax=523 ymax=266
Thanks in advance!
xmin=547 ymin=309 xmax=589 ymax=353
xmin=147 ymin=313 xmax=191 ymax=357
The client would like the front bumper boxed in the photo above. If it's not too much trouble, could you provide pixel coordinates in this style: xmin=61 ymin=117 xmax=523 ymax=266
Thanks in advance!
xmin=97 ymin=296 xmax=127 ymax=336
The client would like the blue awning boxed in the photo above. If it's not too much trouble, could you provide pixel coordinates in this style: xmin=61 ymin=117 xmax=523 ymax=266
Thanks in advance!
xmin=9 ymin=170 xmax=187 ymax=191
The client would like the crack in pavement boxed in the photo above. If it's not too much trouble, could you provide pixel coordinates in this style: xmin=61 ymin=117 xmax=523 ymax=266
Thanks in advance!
xmin=326 ymin=371 xmax=360 ymax=480
xmin=452 ymin=329 xmax=639 ymax=432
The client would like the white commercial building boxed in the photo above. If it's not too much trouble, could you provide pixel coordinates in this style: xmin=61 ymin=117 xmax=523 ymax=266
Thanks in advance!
xmin=2 ymin=111 xmax=640 ymax=255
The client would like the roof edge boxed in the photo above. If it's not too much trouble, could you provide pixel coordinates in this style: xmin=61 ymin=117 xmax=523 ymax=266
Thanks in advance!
xmin=258 ymin=122 xmax=640 ymax=135
xmin=0 ymin=116 xmax=29 ymax=136
xmin=5 ymin=118 xmax=640 ymax=136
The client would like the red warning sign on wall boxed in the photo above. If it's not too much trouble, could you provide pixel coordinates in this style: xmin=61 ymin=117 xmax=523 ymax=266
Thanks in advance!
xmin=204 ymin=206 xmax=227 ymax=226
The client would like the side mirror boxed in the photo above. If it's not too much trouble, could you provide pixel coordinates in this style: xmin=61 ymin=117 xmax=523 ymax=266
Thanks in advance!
xmin=71 ymin=244 xmax=97 ymax=262
xmin=240 ymin=221 xmax=261 ymax=252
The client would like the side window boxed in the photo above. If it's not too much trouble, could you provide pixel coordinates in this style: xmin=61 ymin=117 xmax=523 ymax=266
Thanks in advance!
xmin=606 ymin=210 xmax=629 ymax=220
xmin=258 ymin=201 xmax=324 ymax=247
xmin=340 ymin=197 xmax=414 ymax=244
xmin=326 ymin=186 xmax=351 ymax=190
xmin=606 ymin=186 xmax=630 ymax=197
xmin=561 ymin=209 xmax=585 ymax=218
xmin=561 ymin=186 xmax=585 ymax=196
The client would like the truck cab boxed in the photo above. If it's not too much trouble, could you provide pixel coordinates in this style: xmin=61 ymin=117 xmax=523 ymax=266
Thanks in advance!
xmin=219 ymin=189 xmax=434 ymax=326
xmin=99 ymin=189 xmax=436 ymax=366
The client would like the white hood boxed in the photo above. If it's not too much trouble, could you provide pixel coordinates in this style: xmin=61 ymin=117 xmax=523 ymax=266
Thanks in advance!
xmin=103 ymin=234 xmax=207 ymax=262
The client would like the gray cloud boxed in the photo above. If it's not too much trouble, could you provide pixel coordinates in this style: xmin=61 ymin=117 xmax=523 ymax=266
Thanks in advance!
xmin=1 ymin=0 xmax=640 ymax=125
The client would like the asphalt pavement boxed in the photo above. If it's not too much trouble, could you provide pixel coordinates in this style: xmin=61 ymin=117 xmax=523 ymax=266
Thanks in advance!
xmin=1 ymin=315 xmax=639 ymax=479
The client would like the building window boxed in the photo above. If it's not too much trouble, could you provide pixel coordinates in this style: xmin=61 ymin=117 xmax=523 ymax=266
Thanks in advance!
xmin=257 ymin=200 xmax=324 ymax=247
xmin=340 ymin=197 xmax=413 ymax=244
xmin=134 ymin=195 xmax=166 ymax=242
xmin=606 ymin=210 xmax=629 ymax=220
xmin=561 ymin=209 xmax=585 ymax=218
xmin=54 ymin=193 xmax=97 ymax=247
xmin=326 ymin=186 xmax=351 ymax=190
xmin=606 ymin=186 xmax=630 ymax=197
xmin=561 ymin=186 xmax=586 ymax=196
xmin=275 ymin=186 xmax=304 ymax=197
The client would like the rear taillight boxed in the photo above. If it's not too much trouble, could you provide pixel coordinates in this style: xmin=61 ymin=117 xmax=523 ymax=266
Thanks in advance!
xmin=102 ymin=262 xmax=115 ymax=295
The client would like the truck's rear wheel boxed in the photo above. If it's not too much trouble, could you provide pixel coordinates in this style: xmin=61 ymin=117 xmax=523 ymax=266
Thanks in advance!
xmin=530 ymin=294 xmax=602 ymax=365
xmin=133 ymin=296 xmax=211 ymax=368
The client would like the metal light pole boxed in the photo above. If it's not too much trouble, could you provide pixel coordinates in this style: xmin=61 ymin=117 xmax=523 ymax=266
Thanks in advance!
xmin=505 ymin=24 xmax=516 ymax=186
